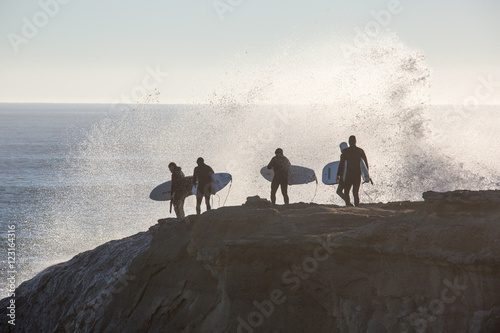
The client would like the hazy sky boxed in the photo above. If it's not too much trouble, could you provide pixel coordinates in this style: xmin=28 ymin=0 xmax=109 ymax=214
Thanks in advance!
xmin=1 ymin=0 xmax=499 ymax=104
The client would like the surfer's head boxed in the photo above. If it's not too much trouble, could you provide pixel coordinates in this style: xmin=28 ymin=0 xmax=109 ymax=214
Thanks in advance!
xmin=168 ymin=162 xmax=177 ymax=172
xmin=275 ymin=148 xmax=283 ymax=156
xmin=196 ymin=157 xmax=204 ymax=166
xmin=349 ymin=135 xmax=356 ymax=146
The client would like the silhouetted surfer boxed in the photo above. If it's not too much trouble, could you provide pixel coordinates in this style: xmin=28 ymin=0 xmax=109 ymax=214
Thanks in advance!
xmin=168 ymin=162 xmax=189 ymax=218
xmin=337 ymin=136 xmax=368 ymax=207
xmin=193 ymin=157 xmax=214 ymax=215
xmin=267 ymin=148 xmax=291 ymax=205
xmin=336 ymin=142 xmax=348 ymax=201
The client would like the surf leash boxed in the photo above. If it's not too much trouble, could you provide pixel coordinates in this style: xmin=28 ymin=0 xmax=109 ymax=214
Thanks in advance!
xmin=361 ymin=181 xmax=374 ymax=203
xmin=309 ymin=174 xmax=319 ymax=203
xmin=310 ymin=181 xmax=318 ymax=203
xmin=222 ymin=179 xmax=233 ymax=207
xmin=212 ymin=194 xmax=220 ymax=207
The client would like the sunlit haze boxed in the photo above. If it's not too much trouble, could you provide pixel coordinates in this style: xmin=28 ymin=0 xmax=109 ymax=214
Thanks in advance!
xmin=1 ymin=0 xmax=499 ymax=104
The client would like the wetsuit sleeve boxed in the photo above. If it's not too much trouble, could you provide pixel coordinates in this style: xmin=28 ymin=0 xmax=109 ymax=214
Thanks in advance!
xmin=337 ymin=153 xmax=345 ymax=178
xmin=209 ymin=166 xmax=214 ymax=176
xmin=193 ymin=167 xmax=198 ymax=185
xmin=267 ymin=157 xmax=275 ymax=169
xmin=361 ymin=149 xmax=368 ymax=170
xmin=171 ymin=171 xmax=180 ymax=195
xmin=171 ymin=175 xmax=177 ymax=194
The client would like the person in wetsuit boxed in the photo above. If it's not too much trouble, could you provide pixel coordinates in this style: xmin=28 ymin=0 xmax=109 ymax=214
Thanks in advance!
xmin=337 ymin=136 xmax=368 ymax=207
xmin=336 ymin=142 xmax=348 ymax=201
xmin=193 ymin=157 xmax=214 ymax=215
xmin=168 ymin=162 xmax=189 ymax=218
xmin=267 ymin=148 xmax=291 ymax=205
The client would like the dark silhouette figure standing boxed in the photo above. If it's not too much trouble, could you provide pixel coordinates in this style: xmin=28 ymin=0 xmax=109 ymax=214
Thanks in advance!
xmin=336 ymin=142 xmax=348 ymax=201
xmin=337 ymin=136 xmax=368 ymax=207
xmin=193 ymin=157 xmax=214 ymax=215
xmin=267 ymin=148 xmax=291 ymax=205
xmin=168 ymin=162 xmax=189 ymax=218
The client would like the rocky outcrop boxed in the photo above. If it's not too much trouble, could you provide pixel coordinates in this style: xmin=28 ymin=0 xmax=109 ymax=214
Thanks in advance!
xmin=1 ymin=190 xmax=500 ymax=332
xmin=423 ymin=190 xmax=500 ymax=212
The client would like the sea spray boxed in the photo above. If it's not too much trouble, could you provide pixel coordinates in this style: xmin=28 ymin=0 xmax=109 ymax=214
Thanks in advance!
xmin=10 ymin=33 xmax=499 ymax=292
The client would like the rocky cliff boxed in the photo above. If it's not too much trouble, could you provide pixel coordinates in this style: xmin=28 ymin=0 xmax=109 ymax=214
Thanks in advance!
xmin=1 ymin=190 xmax=499 ymax=333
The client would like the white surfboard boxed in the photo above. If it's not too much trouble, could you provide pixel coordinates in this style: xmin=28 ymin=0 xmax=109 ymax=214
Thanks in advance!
xmin=150 ymin=176 xmax=194 ymax=201
xmin=322 ymin=159 xmax=370 ymax=184
xmin=360 ymin=159 xmax=371 ymax=184
xmin=323 ymin=142 xmax=348 ymax=185
xmin=260 ymin=165 xmax=317 ymax=185
xmin=192 ymin=172 xmax=232 ymax=195
xmin=322 ymin=161 xmax=347 ymax=185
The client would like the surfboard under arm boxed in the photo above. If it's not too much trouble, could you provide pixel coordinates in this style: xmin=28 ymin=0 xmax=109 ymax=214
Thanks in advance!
xmin=360 ymin=159 xmax=372 ymax=184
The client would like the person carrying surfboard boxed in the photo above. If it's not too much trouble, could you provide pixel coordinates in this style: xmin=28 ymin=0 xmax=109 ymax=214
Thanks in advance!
xmin=193 ymin=157 xmax=215 ymax=215
xmin=337 ymin=136 xmax=369 ymax=207
xmin=168 ymin=162 xmax=189 ymax=218
xmin=267 ymin=148 xmax=291 ymax=205
xmin=336 ymin=142 xmax=348 ymax=201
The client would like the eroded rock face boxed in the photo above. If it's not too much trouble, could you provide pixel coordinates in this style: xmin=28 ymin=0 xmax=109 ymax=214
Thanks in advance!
xmin=423 ymin=190 xmax=500 ymax=213
xmin=2 ymin=191 xmax=500 ymax=332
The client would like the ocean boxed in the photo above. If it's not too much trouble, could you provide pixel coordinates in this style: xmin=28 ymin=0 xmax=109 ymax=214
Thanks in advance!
xmin=1 ymin=102 xmax=499 ymax=298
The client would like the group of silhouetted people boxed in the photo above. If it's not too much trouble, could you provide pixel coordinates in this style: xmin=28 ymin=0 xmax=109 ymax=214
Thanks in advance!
xmin=168 ymin=135 xmax=368 ymax=218
xmin=168 ymin=157 xmax=214 ymax=218
xmin=267 ymin=135 xmax=368 ymax=208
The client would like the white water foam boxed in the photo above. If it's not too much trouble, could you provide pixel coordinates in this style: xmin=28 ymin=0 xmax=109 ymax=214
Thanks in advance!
xmin=10 ymin=34 xmax=500 ymax=291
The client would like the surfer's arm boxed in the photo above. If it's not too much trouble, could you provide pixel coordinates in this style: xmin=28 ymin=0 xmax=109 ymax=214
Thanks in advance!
xmin=192 ymin=168 xmax=198 ymax=185
xmin=172 ymin=170 xmax=184 ymax=194
xmin=337 ymin=154 xmax=345 ymax=178
xmin=171 ymin=183 xmax=178 ymax=198
xmin=267 ymin=158 xmax=274 ymax=169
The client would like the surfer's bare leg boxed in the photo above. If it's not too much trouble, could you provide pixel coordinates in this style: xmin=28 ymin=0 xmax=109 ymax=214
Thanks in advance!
xmin=280 ymin=178 xmax=289 ymax=205
xmin=270 ymin=178 xmax=279 ymax=204
xmin=352 ymin=178 xmax=361 ymax=206
xmin=336 ymin=180 xmax=345 ymax=201
xmin=205 ymin=193 xmax=211 ymax=211
xmin=173 ymin=197 xmax=185 ymax=218
xmin=196 ymin=192 xmax=202 ymax=214
xmin=343 ymin=181 xmax=353 ymax=206
xmin=179 ymin=196 xmax=185 ymax=217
